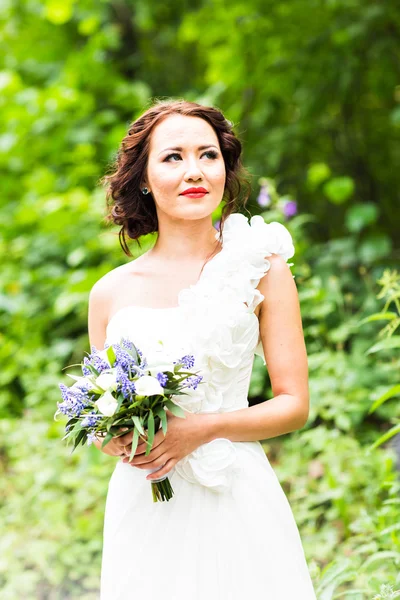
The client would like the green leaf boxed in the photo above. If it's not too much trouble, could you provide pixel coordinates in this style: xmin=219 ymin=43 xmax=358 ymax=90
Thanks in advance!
xmin=357 ymin=312 xmax=397 ymax=326
xmin=116 ymin=393 xmax=125 ymax=412
xmin=365 ymin=336 xmax=400 ymax=355
xmin=164 ymin=399 xmax=186 ymax=418
xmin=367 ymin=423 xmax=400 ymax=452
xmin=101 ymin=432 xmax=114 ymax=449
xmin=368 ymin=384 xmax=400 ymax=413
xmin=128 ymin=427 xmax=140 ymax=462
xmin=378 ymin=522 xmax=400 ymax=537
xmin=146 ymin=410 xmax=155 ymax=456
xmin=44 ymin=0 xmax=74 ymax=25
xmin=132 ymin=415 xmax=144 ymax=435
xmin=358 ymin=233 xmax=392 ymax=263
xmin=155 ymin=407 xmax=168 ymax=435
xmin=106 ymin=345 xmax=116 ymax=367
xmin=306 ymin=162 xmax=331 ymax=190
xmin=73 ymin=428 xmax=87 ymax=449
xmin=62 ymin=419 xmax=82 ymax=441
xmin=86 ymin=363 xmax=100 ymax=378
xmin=163 ymin=388 xmax=186 ymax=395
xmin=361 ymin=551 xmax=400 ymax=570
xmin=345 ymin=203 xmax=379 ymax=232
xmin=323 ymin=176 xmax=354 ymax=204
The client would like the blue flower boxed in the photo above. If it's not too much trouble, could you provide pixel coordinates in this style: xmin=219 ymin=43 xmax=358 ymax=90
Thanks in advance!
xmin=87 ymin=431 xmax=98 ymax=446
xmin=81 ymin=412 xmax=102 ymax=428
xmin=156 ymin=372 xmax=168 ymax=387
xmin=184 ymin=375 xmax=203 ymax=390
xmin=176 ymin=354 xmax=195 ymax=369
xmin=57 ymin=383 xmax=90 ymax=417
xmin=114 ymin=346 xmax=137 ymax=372
xmin=116 ymin=366 xmax=136 ymax=399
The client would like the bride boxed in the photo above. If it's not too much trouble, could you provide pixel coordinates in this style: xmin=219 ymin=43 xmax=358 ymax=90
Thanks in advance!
xmin=89 ymin=99 xmax=317 ymax=599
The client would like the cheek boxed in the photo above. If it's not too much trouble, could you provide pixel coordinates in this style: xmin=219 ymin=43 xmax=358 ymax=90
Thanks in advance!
xmin=151 ymin=168 xmax=180 ymax=191
xmin=211 ymin=164 xmax=226 ymax=188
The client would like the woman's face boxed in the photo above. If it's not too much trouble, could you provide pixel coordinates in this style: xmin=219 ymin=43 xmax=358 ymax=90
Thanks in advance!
xmin=145 ymin=114 xmax=226 ymax=221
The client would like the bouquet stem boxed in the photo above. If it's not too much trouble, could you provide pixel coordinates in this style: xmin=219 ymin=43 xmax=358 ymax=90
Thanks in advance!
xmin=151 ymin=476 xmax=174 ymax=502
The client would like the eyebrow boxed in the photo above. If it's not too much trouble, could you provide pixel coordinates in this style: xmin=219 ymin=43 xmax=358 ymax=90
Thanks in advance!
xmin=158 ymin=144 xmax=219 ymax=156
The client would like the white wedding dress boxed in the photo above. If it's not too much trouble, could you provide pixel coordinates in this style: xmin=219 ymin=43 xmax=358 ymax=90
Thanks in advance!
xmin=101 ymin=213 xmax=317 ymax=599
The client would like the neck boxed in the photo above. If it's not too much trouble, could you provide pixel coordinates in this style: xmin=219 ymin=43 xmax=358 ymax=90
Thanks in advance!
xmin=150 ymin=215 xmax=221 ymax=263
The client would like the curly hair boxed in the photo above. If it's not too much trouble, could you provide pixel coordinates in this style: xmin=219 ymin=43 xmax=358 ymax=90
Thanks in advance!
xmin=100 ymin=98 xmax=251 ymax=256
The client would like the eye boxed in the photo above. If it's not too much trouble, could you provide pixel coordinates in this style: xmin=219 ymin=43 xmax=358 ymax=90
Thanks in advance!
xmin=202 ymin=150 xmax=219 ymax=159
xmin=163 ymin=150 xmax=219 ymax=162
xmin=163 ymin=153 xmax=181 ymax=162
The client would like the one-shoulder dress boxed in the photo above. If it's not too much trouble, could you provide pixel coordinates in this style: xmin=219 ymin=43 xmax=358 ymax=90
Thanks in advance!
xmin=101 ymin=213 xmax=317 ymax=599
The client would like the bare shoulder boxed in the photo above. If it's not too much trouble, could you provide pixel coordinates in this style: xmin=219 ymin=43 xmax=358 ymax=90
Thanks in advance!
xmin=88 ymin=261 xmax=136 ymax=349
xmin=257 ymin=253 xmax=296 ymax=307
xmin=89 ymin=262 xmax=132 ymax=307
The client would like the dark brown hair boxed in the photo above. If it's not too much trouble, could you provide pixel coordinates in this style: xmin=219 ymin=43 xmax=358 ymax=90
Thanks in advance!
xmin=100 ymin=98 xmax=251 ymax=256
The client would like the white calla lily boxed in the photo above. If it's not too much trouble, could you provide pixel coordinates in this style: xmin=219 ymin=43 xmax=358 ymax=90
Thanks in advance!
xmin=135 ymin=375 xmax=164 ymax=397
xmin=96 ymin=369 xmax=117 ymax=392
xmin=95 ymin=390 xmax=118 ymax=417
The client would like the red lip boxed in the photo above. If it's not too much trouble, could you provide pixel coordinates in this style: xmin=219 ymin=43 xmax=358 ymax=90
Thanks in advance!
xmin=180 ymin=187 xmax=208 ymax=195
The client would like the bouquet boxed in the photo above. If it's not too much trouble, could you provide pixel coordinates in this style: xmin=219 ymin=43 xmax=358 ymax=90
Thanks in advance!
xmin=54 ymin=338 xmax=203 ymax=502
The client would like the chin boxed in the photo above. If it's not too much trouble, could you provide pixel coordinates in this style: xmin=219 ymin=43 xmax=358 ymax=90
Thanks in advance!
xmin=176 ymin=202 xmax=220 ymax=220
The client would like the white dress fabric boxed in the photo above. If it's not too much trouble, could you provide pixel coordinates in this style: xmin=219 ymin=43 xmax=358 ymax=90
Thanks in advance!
xmin=101 ymin=213 xmax=317 ymax=599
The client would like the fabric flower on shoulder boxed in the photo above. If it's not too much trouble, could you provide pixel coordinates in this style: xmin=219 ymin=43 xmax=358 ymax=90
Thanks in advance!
xmin=249 ymin=215 xmax=295 ymax=261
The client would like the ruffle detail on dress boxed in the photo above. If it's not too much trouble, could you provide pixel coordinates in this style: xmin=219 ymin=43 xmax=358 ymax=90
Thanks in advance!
xmin=172 ymin=213 xmax=295 ymax=489
xmin=178 ymin=213 xmax=295 ymax=314
xmin=173 ymin=212 xmax=295 ymax=410
xmin=174 ymin=438 xmax=240 ymax=493
xmin=216 ymin=213 xmax=295 ymax=311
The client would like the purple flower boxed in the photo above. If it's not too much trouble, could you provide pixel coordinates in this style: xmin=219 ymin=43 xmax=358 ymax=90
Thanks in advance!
xmin=57 ymin=383 xmax=90 ymax=417
xmin=81 ymin=412 xmax=102 ymax=428
xmin=136 ymin=347 xmax=147 ymax=368
xmin=283 ymin=200 xmax=297 ymax=218
xmin=116 ymin=366 xmax=136 ymax=399
xmin=121 ymin=338 xmax=136 ymax=353
xmin=82 ymin=357 xmax=91 ymax=377
xmin=214 ymin=219 xmax=221 ymax=231
xmin=86 ymin=349 xmax=110 ymax=374
xmin=114 ymin=345 xmax=137 ymax=372
xmin=184 ymin=375 xmax=203 ymax=390
xmin=257 ymin=186 xmax=271 ymax=208
xmin=176 ymin=354 xmax=195 ymax=369
xmin=87 ymin=431 xmax=98 ymax=446
xmin=156 ymin=372 xmax=168 ymax=387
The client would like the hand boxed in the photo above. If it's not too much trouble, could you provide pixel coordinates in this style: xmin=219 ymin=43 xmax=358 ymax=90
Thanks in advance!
xmin=95 ymin=428 xmax=147 ymax=457
xmin=120 ymin=409 xmax=214 ymax=480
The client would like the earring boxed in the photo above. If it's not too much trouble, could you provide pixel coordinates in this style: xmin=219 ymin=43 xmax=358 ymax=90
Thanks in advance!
xmin=141 ymin=187 xmax=149 ymax=195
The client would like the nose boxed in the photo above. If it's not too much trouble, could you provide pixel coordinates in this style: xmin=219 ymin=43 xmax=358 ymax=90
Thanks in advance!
xmin=184 ymin=156 xmax=203 ymax=182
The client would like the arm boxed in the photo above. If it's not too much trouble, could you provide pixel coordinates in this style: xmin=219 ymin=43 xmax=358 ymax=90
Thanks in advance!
xmin=206 ymin=254 xmax=309 ymax=443
xmin=88 ymin=278 xmax=123 ymax=456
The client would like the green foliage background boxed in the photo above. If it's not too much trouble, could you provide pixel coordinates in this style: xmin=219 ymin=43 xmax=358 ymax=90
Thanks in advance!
xmin=2 ymin=0 xmax=400 ymax=598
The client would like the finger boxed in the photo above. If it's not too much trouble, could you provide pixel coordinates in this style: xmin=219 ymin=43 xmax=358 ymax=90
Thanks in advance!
xmin=116 ymin=431 xmax=134 ymax=446
xmin=133 ymin=442 xmax=147 ymax=455
xmin=146 ymin=428 xmax=166 ymax=450
xmin=123 ymin=445 xmax=166 ymax=467
xmin=126 ymin=452 xmax=170 ymax=470
xmin=146 ymin=458 xmax=175 ymax=480
xmin=128 ymin=431 xmax=162 ymax=455
xmin=122 ymin=440 xmax=148 ymax=456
